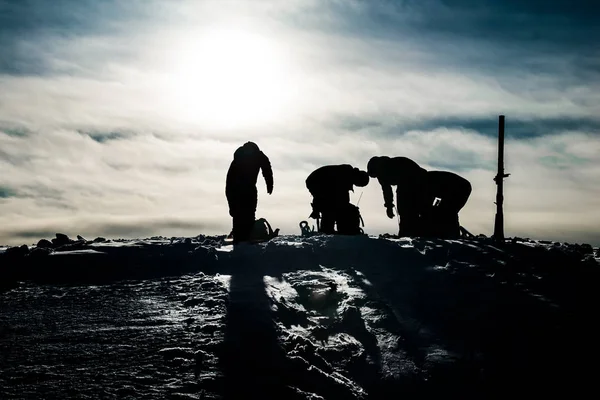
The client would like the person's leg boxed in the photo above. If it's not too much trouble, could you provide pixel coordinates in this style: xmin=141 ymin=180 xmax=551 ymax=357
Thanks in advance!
xmin=398 ymin=213 xmax=420 ymax=237
xmin=330 ymin=191 xmax=354 ymax=235
xmin=442 ymin=212 xmax=460 ymax=238
xmin=229 ymin=194 xmax=242 ymax=242
xmin=235 ymin=214 xmax=255 ymax=242
xmin=231 ymin=212 xmax=245 ymax=243
xmin=312 ymin=193 xmax=336 ymax=234
xmin=319 ymin=199 xmax=337 ymax=234
xmin=319 ymin=211 xmax=336 ymax=234
xmin=233 ymin=188 xmax=258 ymax=243
xmin=419 ymin=207 xmax=456 ymax=238
xmin=333 ymin=200 xmax=348 ymax=234
xmin=396 ymin=189 xmax=421 ymax=237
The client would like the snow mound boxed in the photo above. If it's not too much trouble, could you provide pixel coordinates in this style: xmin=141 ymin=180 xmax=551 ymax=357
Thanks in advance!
xmin=1 ymin=234 xmax=599 ymax=399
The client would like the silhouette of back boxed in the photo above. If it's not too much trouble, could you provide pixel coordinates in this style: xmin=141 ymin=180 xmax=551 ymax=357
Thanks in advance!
xmin=420 ymin=170 xmax=472 ymax=238
xmin=423 ymin=171 xmax=472 ymax=214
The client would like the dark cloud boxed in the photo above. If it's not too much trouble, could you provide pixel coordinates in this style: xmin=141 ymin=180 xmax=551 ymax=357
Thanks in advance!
xmin=292 ymin=0 xmax=599 ymax=87
xmin=339 ymin=116 xmax=600 ymax=139
xmin=106 ymin=163 xmax=133 ymax=171
xmin=438 ymin=0 xmax=597 ymax=20
xmin=0 ymin=0 xmax=162 ymax=39
xmin=0 ymin=125 xmax=30 ymax=137
xmin=308 ymin=0 xmax=598 ymax=45
xmin=5 ymin=185 xmax=76 ymax=210
xmin=426 ymin=151 xmax=490 ymax=172
xmin=0 ymin=186 xmax=17 ymax=198
xmin=78 ymin=130 xmax=129 ymax=143
xmin=419 ymin=0 xmax=597 ymax=46
xmin=0 ymin=0 xmax=155 ymax=75
xmin=407 ymin=117 xmax=600 ymax=138
xmin=96 ymin=219 xmax=219 ymax=238
xmin=336 ymin=118 xmax=384 ymax=132
xmin=154 ymin=165 xmax=192 ymax=174
xmin=0 ymin=149 xmax=32 ymax=166
xmin=19 ymin=185 xmax=65 ymax=201
xmin=9 ymin=229 xmax=57 ymax=239
xmin=0 ymin=0 xmax=119 ymax=35
xmin=76 ymin=130 xmax=177 ymax=143
xmin=5 ymin=218 xmax=222 ymax=243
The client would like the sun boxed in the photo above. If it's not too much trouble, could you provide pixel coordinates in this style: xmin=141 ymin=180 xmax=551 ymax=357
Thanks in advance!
xmin=168 ymin=28 xmax=292 ymax=129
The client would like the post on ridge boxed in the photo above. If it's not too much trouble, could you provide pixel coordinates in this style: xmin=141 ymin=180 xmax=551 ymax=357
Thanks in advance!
xmin=493 ymin=115 xmax=510 ymax=242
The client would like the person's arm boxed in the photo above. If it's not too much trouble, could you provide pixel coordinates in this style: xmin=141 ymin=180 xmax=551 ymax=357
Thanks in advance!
xmin=261 ymin=152 xmax=273 ymax=194
xmin=379 ymin=177 xmax=395 ymax=218
xmin=306 ymin=173 xmax=321 ymax=218
xmin=380 ymin=178 xmax=394 ymax=208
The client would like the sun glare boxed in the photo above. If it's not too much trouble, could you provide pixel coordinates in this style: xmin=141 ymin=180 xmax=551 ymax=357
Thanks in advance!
xmin=169 ymin=28 xmax=293 ymax=129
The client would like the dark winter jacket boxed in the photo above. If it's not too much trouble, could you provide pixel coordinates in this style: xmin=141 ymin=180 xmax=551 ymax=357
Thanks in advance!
xmin=423 ymin=171 xmax=472 ymax=212
xmin=226 ymin=143 xmax=273 ymax=198
xmin=373 ymin=157 xmax=427 ymax=208
xmin=305 ymin=164 xmax=357 ymax=198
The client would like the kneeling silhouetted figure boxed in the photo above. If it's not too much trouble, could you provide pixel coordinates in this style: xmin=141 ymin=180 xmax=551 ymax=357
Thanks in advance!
xmin=421 ymin=171 xmax=472 ymax=238
xmin=226 ymin=142 xmax=273 ymax=243
xmin=306 ymin=165 xmax=369 ymax=234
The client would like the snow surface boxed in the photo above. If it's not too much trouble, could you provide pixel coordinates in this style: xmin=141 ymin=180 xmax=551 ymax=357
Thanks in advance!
xmin=1 ymin=234 xmax=599 ymax=399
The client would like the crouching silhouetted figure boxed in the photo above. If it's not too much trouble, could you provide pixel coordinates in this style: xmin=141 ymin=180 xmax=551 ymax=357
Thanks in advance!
xmin=306 ymin=165 xmax=369 ymax=234
xmin=225 ymin=142 xmax=273 ymax=243
xmin=421 ymin=171 xmax=472 ymax=238
xmin=367 ymin=156 xmax=428 ymax=237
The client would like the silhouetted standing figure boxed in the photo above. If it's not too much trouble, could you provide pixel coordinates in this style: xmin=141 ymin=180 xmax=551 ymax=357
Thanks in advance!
xmin=421 ymin=170 xmax=472 ymax=238
xmin=367 ymin=156 xmax=427 ymax=237
xmin=306 ymin=165 xmax=369 ymax=234
xmin=226 ymin=142 xmax=273 ymax=243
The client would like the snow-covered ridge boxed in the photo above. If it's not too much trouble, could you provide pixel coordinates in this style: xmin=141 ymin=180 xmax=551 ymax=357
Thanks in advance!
xmin=1 ymin=233 xmax=598 ymax=287
xmin=1 ymin=234 xmax=599 ymax=399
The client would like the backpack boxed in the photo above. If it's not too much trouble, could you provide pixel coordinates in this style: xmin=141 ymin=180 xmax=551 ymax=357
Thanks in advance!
xmin=336 ymin=204 xmax=365 ymax=235
xmin=249 ymin=218 xmax=279 ymax=242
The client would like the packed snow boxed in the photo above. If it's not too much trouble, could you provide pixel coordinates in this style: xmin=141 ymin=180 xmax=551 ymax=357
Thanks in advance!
xmin=1 ymin=233 xmax=599 ymax=399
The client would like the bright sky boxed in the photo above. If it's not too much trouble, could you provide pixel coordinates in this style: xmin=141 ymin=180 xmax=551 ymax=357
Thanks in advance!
xmin=1 ymin=0 xmax=599 ymax=245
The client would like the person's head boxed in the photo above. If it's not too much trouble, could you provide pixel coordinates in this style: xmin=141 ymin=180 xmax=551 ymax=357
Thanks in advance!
xmin=352 ymin=167 xmax=370 ymax=187
xmin=243 ymin=141 xmax=260 ymax=153
xmin=234 ymin=141 xmax=261 ymax=159
xmin=367 ymin=156 xmax=384 ymax=177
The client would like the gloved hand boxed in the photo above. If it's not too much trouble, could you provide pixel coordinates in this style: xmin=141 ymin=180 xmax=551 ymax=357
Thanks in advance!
xmin=267 ymin=184 xmax=273 ymax=195
xmin=386 ymin=205 xmax=395 ymax=219
xmin=309 ymin=210 xmax=320 ymax=219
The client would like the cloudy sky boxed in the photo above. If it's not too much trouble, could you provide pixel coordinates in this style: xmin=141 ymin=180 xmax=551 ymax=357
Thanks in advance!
xmin=1 ymin=0 xmax=599 ymax=245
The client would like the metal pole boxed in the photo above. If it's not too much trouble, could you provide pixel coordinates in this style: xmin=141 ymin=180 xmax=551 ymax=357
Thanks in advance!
xmin=493 ymin=115 xmax=510 ymax=242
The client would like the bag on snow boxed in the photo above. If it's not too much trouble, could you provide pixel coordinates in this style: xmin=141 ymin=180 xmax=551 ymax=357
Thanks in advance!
xmin=336 ymin=204 xmax=365 ymax=235
xmin=249 ymin=218 xmax=280 ymax=242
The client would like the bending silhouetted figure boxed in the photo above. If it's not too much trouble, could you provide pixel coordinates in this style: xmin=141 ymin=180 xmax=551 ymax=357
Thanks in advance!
xmin=226 ymin=142 xmax=273 ymax=243
xmin=367 ymin=156 xmax=471 ymax=238
xmin=306 ymin=164 xmax=369 ymax=234
xmin=367 ymin=156 xmax=428 ymax=237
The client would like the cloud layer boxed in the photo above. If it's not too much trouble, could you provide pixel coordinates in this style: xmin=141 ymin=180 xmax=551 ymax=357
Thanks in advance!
xmin=1 ymin=0 xmax=599 ymax=245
